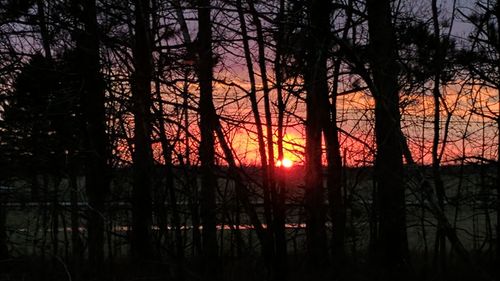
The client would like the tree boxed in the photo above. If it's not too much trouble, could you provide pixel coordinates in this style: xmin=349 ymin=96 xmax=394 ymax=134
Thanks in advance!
xmin=460 ymin=0 xmax=500 ymax=267
xmin=272 ymin=0 xmax=289 ymax=278
xmin=0 ymin=56 xmax=56 ymax=262
xmin=72 ymin=1 xmax=110 ymax=276
xmin=324 ymin=1 xmax=349 ymax=272
xmin=303 ymin=0 xmax=329 ymax=269
xmin=197 ymin=0 xmax=219 ymax=278
xmin=234 ymin=1 xmax=282 ymax=278
xmin=366 ymin=0 xmax=409 ymax=278
xmin=130 ymin=0 xmax=156 ymax=261
xmin=0 ymin=55 xmax=55 ymax=174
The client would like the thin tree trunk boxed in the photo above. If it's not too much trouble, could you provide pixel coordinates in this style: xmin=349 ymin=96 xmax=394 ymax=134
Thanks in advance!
xmin=325 ymin=55 xmax=346 ymax=273
xmin=431 ymin=0 xmax=447 ymax=274
xmin=495 ymin=2 xmax=500 ymax=269
xmin=154 ymin=79 xmax=184 ymax=266
xmin=273 ymin=0 xmax=288 ymax=278
xmin=247 ymin=0 xmax=278 ymax=232
xmin=36 ymin=0 xmax=52 ymax=62
xmin=213 ymin=120 xmax=270 ymax=249
xmin=326 ymin=2 xmax=354 ymax=272
xmin=172 ymin=3 xmax=202 ymax=256
xmin=247 ymin=2 xmax=290 ymax=278
xmin=235 ymin=1 xmax=275 ymax=273
xmin=197 ymin=0 xmax=219 ymax=279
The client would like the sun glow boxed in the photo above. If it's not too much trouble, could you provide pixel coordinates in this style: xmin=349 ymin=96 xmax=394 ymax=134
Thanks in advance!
xmin=276 ymin=158 xmax=293 ymax=168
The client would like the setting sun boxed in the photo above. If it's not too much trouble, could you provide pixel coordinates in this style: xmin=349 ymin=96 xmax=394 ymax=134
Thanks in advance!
xmin=276 ymin=158 xmax=293 ymax=168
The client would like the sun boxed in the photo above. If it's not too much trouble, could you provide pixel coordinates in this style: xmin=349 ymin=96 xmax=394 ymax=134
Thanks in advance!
xmin=276 ymin=158 xmax=293 ymax=168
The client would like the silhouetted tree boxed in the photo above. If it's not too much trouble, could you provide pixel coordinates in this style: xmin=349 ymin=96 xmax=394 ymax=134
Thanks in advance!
xmin=367 ymin=0 xmax=409 ymax=278
xmin=460 ymin=0 xmax=500 ymax=267
xmin=72 ymin=1 xmax=110 ymax=277
xmin=130 ymin=0 xmax=156 ymax=261
xmin=303 ymin=0 xmax=329 ymax=270
xmin=197 ymin=0 xmax=219 ymax=279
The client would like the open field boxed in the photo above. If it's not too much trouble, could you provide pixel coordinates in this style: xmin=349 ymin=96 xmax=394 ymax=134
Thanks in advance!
xmin=1 ymin=164 xmax=496 ymax=259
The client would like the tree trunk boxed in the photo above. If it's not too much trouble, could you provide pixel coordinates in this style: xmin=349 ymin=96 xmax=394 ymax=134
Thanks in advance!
xmin=366 ymin=0 xmax=409 ymax=278
xmin=130 ymin=0 xmax=155 ymax=261
xmin=172 ymin=2 xmax=203 ymax=256
xmin=36 ymin=0 xmax=52 ymax=62
xmin=247 ymin=0 xmax=278 ymax=238
xmin=430 ymin=0 xmax=447 ymax=274
xmin=197 ymin=0 xmax=219 ymax=279
xmin=76 ymin=0 xmax=109 ymax=276
xmin=235 ymin=1 xmax=276 ymax=275
xmin=154 ymin=79 xmax=184 ymax=265
xmin=304 ymin=0 xmax=329 ymax=269
xmin=326 ymin=2 xmax=355 ymax=271
xmin=495 ymin=3 xmax=500 ymax=270
xmin=273 ymin=0 xmax=288 ymax=278
xmin=324 ymin=55 xmax=346 ymax=273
